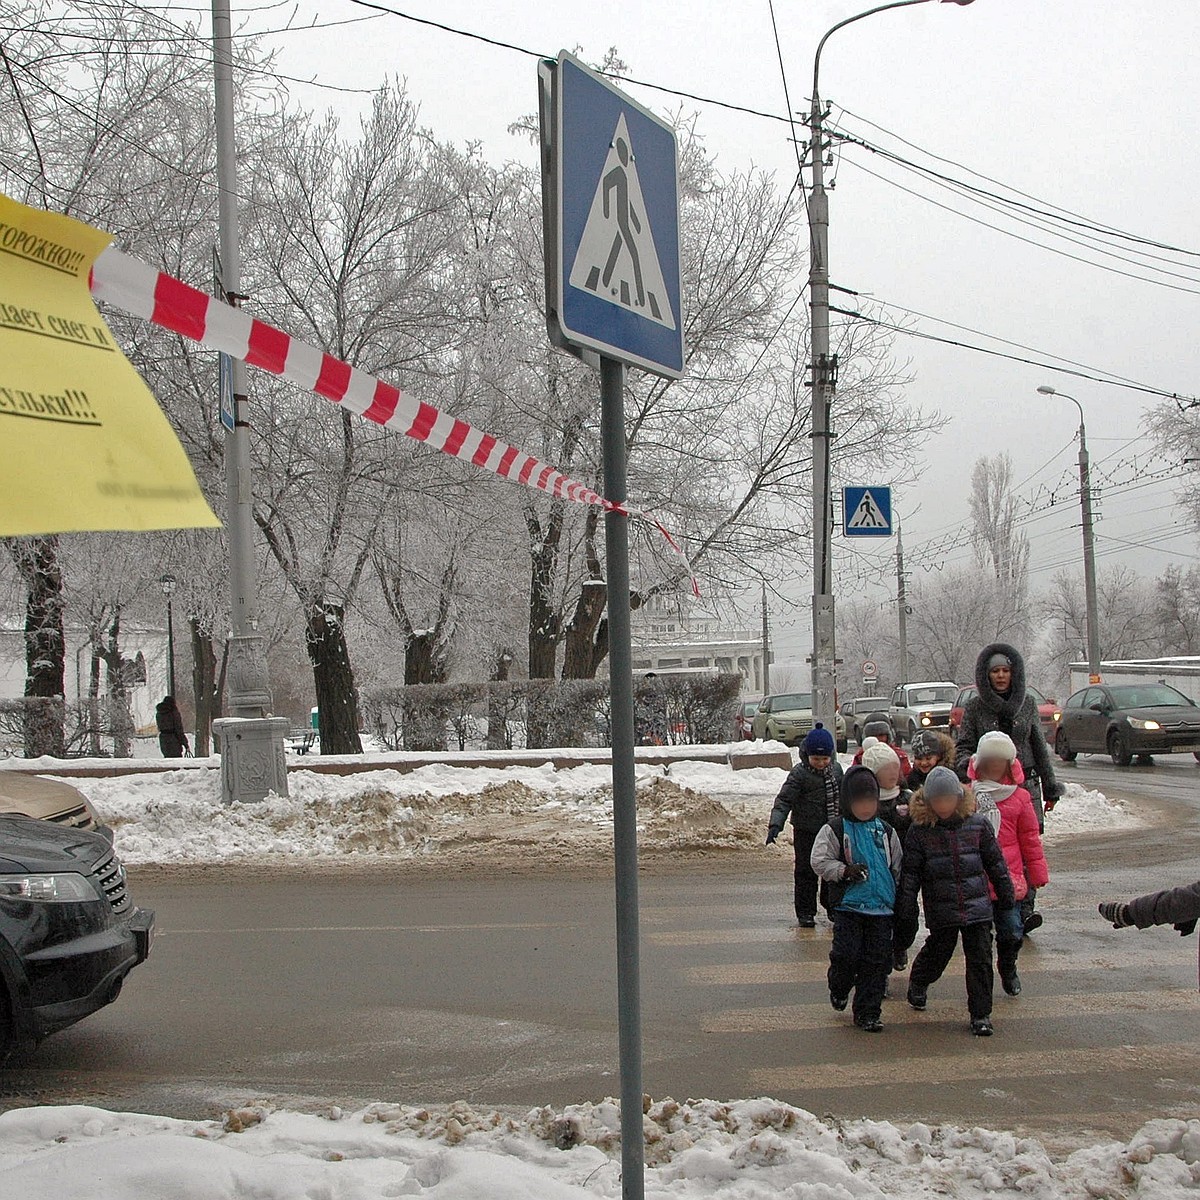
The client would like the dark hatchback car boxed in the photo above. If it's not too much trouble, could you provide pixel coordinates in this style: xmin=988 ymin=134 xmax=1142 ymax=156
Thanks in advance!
xmin=1056 ymin=682 xmax=1200 ymax=766
xmin=0 ymin=815 xmax=153 ymax=1061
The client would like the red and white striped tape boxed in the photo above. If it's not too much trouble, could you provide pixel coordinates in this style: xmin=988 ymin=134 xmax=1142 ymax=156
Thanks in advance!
xmin=89 ymin=246 xmax=614 ymax=511
xmin=88 ymin=245 xmax=699 ymax=595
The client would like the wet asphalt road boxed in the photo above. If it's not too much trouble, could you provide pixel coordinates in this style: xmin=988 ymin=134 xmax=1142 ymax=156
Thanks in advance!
xmin=2 ymin=753 xmax=1198 ymax=1144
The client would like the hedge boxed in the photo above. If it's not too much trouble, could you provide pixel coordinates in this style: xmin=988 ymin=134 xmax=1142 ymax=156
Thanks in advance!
xmin=361 ymin=674 xmax=742 ymax=752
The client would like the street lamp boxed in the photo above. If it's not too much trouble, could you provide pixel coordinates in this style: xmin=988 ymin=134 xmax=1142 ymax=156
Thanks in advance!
xmin=159 ymin=573 xmax=177 ymax=697
xmin=807 ymin=0 xmax=976 ymax=734
xmin=1037 ymin=385 xmax=1102 ymax=682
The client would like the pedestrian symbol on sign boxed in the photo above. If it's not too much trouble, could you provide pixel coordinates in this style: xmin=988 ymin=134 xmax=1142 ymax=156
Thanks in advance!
xmin=569 ymin=114 xmax=676 ymax=331
xmin=847 ymin=490 xmax=887 ymax=529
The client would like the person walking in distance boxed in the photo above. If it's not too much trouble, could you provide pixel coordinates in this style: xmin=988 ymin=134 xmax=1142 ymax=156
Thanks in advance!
xmin=155 ymin=695 xmax=190 ymax=759
xmin=766 ymin=724 xmax=844 ymax=927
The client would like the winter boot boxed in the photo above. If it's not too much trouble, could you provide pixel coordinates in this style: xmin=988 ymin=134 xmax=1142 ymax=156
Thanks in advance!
xmin=906 ymin=985 xmax=927 ymax=1011
xmin=971 ymin=1018 xmax=994 ymax=1037
xmin=1001 ymin=970 xmax=1022 ymax=997
xmin=855 ymin=1016 xmax=884 ymax=1033
xmin=830 ymin=992 xmax=848 ymax=1012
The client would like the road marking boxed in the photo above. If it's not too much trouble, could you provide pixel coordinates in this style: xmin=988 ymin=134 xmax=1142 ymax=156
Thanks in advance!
xmin=752 ymin=1040 xmax=1200 ymax=1092
xmin=166 ymin=922 xmax=575 ymax=935
xmin=702 ymin=989 xmax=1200 ymax=1033
xmin=685 ymin=959 xmax=1190 ymax=986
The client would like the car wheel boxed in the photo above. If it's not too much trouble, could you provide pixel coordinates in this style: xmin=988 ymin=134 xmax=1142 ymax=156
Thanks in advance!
xmin=1108 ymin=729 xmax=1133 ymax=767
xmin=1054 ymin=728 xmax=1077 ymax=763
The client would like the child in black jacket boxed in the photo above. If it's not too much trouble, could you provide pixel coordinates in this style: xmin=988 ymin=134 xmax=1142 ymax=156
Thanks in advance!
xmin=895 ymin=766 xmax=1016 ymax=1036
xmin=767 ymin=724 xmax=843 ymax=927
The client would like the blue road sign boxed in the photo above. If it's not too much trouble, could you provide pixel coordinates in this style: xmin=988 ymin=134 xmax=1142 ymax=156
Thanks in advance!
xmin=843 ymin=486 xmax=893 ymax=537
xmin=550 ymin=52 xmax=683 ymax=378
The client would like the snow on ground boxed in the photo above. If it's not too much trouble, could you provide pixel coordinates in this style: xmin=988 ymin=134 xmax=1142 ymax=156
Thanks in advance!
xmin=2 ymin=1097 xmax=1197 ymax=1200
xmin=48 ymin=750 xmax=1140 ymax=864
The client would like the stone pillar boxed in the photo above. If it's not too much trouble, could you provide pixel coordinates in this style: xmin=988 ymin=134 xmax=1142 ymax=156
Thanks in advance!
xmin=213 ymin=715 xmax=290 ymax=804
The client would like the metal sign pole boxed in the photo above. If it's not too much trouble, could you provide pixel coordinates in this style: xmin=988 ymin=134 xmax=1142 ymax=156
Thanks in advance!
xmin=601 ymin=353 xmax=645 ymax=1200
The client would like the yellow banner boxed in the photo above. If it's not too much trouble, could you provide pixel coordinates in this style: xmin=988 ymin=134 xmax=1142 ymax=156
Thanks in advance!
xmin=0 ymin=194 xmax=218 ymax=535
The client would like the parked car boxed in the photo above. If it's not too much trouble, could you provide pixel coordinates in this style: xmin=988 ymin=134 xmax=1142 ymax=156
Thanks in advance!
xmin=840 ymin=697 xmax=884 ymax=747
xmin=887 ymin=682 xmax=958 ymax=745
xmin=751 ymin=693 xmax=815 ymax=747
xmin=949 ymin=684 xmax=1062 ymax=743
xmin=0 ymin=814 xmax=153 ymax=1062
xmin=0 ymin=772 xmax=107 ymax=838
xmin=735 ymin=699 xmax=761 ymax=741
xmin=1055 ymin=682 xmax=1200 ymax=766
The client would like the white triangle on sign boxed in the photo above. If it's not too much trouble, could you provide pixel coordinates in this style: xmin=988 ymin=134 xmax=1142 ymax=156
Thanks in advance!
xmin=847 ymin=490 xmax=889 ymax=530
xmin=568 ymin=113 xmax=676 ymax=331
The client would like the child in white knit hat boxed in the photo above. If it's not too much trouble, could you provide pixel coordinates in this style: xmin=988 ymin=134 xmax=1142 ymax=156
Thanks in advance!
xmin=968 ymin=730 xmax=1049 ymax=997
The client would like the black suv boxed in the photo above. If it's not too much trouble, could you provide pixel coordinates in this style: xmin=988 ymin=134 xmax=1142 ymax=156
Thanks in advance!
xmin=0 ymin=815 xmax=153 ymax=1060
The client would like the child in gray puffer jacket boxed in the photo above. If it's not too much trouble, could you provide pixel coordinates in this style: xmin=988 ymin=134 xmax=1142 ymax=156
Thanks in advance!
xmin=1099 ymin=881 xmax=1200 ymax=990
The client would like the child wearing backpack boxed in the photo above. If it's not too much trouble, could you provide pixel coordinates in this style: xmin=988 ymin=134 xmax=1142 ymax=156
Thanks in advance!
xmin=968 ymin=731 xmax=1049 ymax=997
xmin=811 ymin=765 xmax=903 ymax=1032
xmin=895 ymin=766 xmax=1016 ymax=1036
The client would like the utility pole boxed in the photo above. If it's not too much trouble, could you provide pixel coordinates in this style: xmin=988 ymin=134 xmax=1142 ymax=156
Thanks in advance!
xmin=1037 ymin=386 xmax=1102 ymax=682
xmin=806 ymin=0 xmax=976 ymax=733
xmin=761 ymin=581 xmax=771 ymax=694
xmin=210 ymin=0 xmax=289 ymax=798
xmin=896 ymin=524 xmax=909 ymax=683
xmin=807 ymin=47 xmax=837 ymax=740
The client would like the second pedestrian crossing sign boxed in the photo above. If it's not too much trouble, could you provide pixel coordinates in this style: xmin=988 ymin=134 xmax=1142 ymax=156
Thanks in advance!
xmin=540 ymin=52 xmax=684 ymax=379
xmin=843 ymin=486 xmax=893 ymax=537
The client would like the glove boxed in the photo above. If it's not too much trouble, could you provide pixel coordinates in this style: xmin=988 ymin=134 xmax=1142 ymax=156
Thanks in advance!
xmin=842 ymin=862 xmax=868 ymax=883
xmin=1174 ymin=919 xmax=1197 ymax=937
xmin=1043 ymin=797 xmax=1057 ymax=813
xmin=1098 ymin=901 xmax=1132 ymax=928
xmin=893 ymin=948 xmax=908 ymax=972
xmin=765 ymin=829 xmax=779 ymax=846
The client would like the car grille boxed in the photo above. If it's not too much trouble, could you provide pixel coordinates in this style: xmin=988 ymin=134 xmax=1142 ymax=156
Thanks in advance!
xmin=92 ymin=848 xmax=131 ymax=915
xmin=46 ymin=803 xmax=95 ymax=830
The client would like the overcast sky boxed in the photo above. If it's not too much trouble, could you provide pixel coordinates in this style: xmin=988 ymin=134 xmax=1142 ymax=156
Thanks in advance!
xmin=222 ymin=0 xmax=1200 ymax=658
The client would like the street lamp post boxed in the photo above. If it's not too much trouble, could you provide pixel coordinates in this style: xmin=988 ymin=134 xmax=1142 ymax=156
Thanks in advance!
xmin=807 ymin=0 xmax=975 ymax=734
xmin=1037 ymin=385 xmax=1102 ymax=682
xmin=159 ymin=573 xmax=177 ymax=697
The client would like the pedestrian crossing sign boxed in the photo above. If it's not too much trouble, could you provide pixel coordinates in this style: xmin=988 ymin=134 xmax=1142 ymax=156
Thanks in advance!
xmin=540 ymin=52 xmax=684 ymax=378
xmin=842 ymin=486 xmax=893 ymax=537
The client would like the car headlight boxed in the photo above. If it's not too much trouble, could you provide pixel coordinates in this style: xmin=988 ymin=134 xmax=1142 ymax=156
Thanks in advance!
xmin=919 ymin=713 xmax=933 ymax=726
xmin=1127 ymin=718 xmax=1160 ymax=731
xmin=1052 ymin=711 xmax=1062 ymax=722
xmin=0 ymin=873 xmax=100 ymax=903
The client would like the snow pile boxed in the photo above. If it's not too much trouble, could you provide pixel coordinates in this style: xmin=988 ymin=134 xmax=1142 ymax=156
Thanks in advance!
xmin=1044 ymin=781 xmax=1140 ymax=839
xmin=71 ymin=760 xmax=775 ymax=864
xmin=2 ymin=1098 xmax=1197 ymax=1199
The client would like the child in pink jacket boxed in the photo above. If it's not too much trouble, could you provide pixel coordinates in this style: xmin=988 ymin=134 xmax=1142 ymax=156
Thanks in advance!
xmin=969 ymin=731 xmax=1049 ymax=997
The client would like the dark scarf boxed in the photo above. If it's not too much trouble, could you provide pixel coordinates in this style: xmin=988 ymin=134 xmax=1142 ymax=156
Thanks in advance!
xmin=821 ymin=767 xmax=839 ymax=823
xmin=985 ymin=686 xmax=1020 ymax=733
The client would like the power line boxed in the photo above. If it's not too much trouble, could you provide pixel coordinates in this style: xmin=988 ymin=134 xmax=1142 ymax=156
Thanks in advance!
xmin=829 ymin=304 xmax=1196 ymax=406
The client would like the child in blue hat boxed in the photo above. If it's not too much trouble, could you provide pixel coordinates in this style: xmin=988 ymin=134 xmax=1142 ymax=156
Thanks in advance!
xmin=767 ymin=723 xmax=843 ymax=926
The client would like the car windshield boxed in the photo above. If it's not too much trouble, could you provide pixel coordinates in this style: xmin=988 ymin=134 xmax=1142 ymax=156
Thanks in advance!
xmin=909 ymin=687 xmax=956 ymax=706
xmin=1107 ymin=684 xmax=1195 ymax=709
xmin=741 ymin=702 xmax=759 ymax=716
xmin=1027 ymin=685 xmax=1046 ymax=704
xmin=774 ymin=693 xmax=813 ymax=711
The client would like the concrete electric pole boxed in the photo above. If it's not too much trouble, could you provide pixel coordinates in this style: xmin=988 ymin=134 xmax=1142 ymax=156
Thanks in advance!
xmin=210 ymin=0 xmax=289 ymax=800
xmin=1037 ymin=385 xmax=1102 ymax=682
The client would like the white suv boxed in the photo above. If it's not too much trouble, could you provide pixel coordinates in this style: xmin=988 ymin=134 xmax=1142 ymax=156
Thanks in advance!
xmin=888 ymin=682 xmax=959 ymax=745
